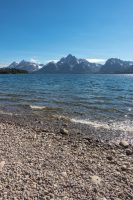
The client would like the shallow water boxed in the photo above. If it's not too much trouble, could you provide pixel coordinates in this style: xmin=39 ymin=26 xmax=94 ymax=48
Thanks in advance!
xmin=0 ymin=74 xmax=133 ymax=133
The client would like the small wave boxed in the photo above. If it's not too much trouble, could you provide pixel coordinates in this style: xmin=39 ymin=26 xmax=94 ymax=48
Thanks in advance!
xmin=52 ymin=114 xmax=71 ymax=121
xmin=71 ymin=118 xmax=133 ymax=133
xmin=71 ymin=118 xmax=110 ymax=129
xmin=30 ymin=105 xmax=47 ymax=110
xmin=0 ymin=110 xmax=13 ymax=116
xmin=30 ymin=105 xmax=62 ymax=111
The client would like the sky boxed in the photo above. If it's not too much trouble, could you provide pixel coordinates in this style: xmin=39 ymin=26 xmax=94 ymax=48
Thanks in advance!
xmin=0 ymin=0 xmax=133 ymax=66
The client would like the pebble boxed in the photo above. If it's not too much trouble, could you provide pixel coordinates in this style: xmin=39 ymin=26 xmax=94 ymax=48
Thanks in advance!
xmin=111 ymin=149 xmax=116 ymax=154
xmin=60 ymin=128 xmax=69 ymax=135
xmin=32 ymin=182 xmax=37 ymax=189
xmin=0 ymin=120 xmax=133 ymax=200
xmin=90 ymin=175 xmax=102 ymax=185
xmin=126 ymin=149 xmax=132 ymax=156
xmin=121 ymin=165 xmax=127 ymax=171
xmin=0 ymin=161 xmax=5 ymax=172
xmin=106 ymin=156 xmax=113 ymax=161
xmin=61 ymin=172 xmax=68 ymax=178
xmin=119 ymin=140 xmax=129 ymax=148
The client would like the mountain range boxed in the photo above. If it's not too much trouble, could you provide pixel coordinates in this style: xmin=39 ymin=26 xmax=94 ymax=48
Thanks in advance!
xmin=3 ymin=54 xmax=133 ymax=74
xmin=100 ymin=58 xmax=133 ymax=74
xmin=8 ymin=60 xmax=43 ymax=73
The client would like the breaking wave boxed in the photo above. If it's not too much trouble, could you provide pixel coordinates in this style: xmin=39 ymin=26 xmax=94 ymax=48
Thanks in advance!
xmin=70 ymin=118 xmax=133 ymax=133
xmin=30 ymin=105 xmax=47 ymax=110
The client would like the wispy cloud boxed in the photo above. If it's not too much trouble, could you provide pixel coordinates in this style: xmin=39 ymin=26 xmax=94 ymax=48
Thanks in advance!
xmin=0 ymin=63 xmax=8 ymax=68
xmin=45 ymin=58 xmax=106 ymax=65
xmin=45 ymin=59 xmax=59 ymax=64
xmin=86 ymin=58 xmax=106 ymax=64
xmin=30 ymin=58 xmax=40 ymax=63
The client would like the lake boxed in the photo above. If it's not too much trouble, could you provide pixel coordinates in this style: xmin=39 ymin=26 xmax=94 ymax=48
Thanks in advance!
xmin=0 ymin=74 xmax=133 ymax=132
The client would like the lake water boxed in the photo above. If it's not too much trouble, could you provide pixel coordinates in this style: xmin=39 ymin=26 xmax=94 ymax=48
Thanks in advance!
xmin=0 ymin=74 xmax=133 ymax=133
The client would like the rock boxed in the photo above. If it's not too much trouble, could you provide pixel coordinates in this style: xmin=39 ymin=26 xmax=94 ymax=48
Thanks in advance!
xmin=126 ymin=149 xmax=132 ymax=156
xmin=90 ymin=175 xmax=102 ymax=185
xmin=111 ymin=149 xmax=116 ymax=154
xmin=114 ymin=171 xmax=121 ymax=176
xmin=92 ymin=154 xmax=98 ymax=158
xmin=0 ymin=161 xmax=5 ymax=172
xmin=106 ymin=156 xmax=113 ymax=161
xmin=60 ymin=128 xmax=69 ymax=135
xmin=130 ymin=179 xmax=133 ymax=189
xmin=83 ymin=136 xmax=91 ymax=141
xmin=130 ymin=184 xmax=133 ymax=189
xmin=119 ymin=140 xmax=129 ymax=148
xmin=121 ymin=165 xmax=127 ymax=171
xmin=34 ymin=134 xmax=37 ymax=139
xmin=62 ymin=123 xmax=67 ymax=128
xmin=114 ymin=198 xmax=121 ymax=200
xmin=32 ymin=182 xmax=37 ymax=189
xmin=49 ymin=193 xmax=54 ymax=199
xmin=93 ymin=187 xmax=98 ymax=193
xmin=61 ymin=172 xmax=67 ymax=178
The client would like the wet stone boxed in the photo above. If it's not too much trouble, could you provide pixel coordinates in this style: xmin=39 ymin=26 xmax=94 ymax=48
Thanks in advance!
xmin=60 ymin=128 xmax=69 ymax=135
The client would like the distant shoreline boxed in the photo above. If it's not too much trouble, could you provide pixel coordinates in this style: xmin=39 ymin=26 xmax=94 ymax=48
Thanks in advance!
xmin=0 ymin=68 xmax=28 ymax=74
xmin=1 ymin=72 xmax=133 ymax=75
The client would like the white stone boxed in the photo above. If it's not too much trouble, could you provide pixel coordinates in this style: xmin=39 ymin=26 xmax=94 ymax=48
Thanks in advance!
xmin=90 ymin=175 xmax=102 ymax=185
xmin=120 ymin=140 xmax=129 ymax=148
xmin=0 ymin=161 xmax=5 ymax=172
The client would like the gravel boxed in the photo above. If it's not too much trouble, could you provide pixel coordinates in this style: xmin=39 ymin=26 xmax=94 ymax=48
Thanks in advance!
xmin=0 ymin=115 xmax=132 ymax=199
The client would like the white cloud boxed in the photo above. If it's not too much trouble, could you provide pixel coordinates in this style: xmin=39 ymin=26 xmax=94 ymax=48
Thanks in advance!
xmin=45 ymin=59 xmax=59 ymax=64
xmin=86 ymin=58 xmax=106 ymax=64
xmin=30 ymin=58 xmax=40 ymax=63
xmin=0 ymin=63 xmax=8 ymax=68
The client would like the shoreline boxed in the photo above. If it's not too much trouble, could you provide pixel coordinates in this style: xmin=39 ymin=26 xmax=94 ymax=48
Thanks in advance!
xmin=0 ymin=113 xmax=133 ymax=199
xmin=0 ymin=111 xmax=133 ymax=144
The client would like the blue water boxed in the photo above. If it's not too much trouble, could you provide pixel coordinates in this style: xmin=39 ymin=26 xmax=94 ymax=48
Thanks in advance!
xmin=0 ymin=74 xmax=133 ymax=132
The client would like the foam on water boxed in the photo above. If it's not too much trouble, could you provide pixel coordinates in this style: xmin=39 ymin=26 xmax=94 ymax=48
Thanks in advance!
xmin=0 ymin=110 xmax=13 ymax=116
xmin=71 ymin=118 xmax=133 ymax=133
xmin=30 ymin=105 xmax=47 ymax=110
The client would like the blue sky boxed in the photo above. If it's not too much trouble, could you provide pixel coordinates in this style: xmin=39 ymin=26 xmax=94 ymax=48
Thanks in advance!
xmin=0 ymin=0 xmax=133 ymax=65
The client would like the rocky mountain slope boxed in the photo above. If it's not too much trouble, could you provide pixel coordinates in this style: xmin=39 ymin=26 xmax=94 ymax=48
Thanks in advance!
xmin=8 ymin=60 xmax=43 ymax=73
xmin=4 ymin=55 xmax=133 ymax=74
xmin=100 ymin=58 xmax=133 ymax=74
xmin=35 ymin=54 xmax=101 ymax=74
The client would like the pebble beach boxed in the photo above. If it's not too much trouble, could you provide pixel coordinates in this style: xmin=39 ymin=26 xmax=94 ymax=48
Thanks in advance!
xmin=0 ymin=114 xmax=132 ymax=200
